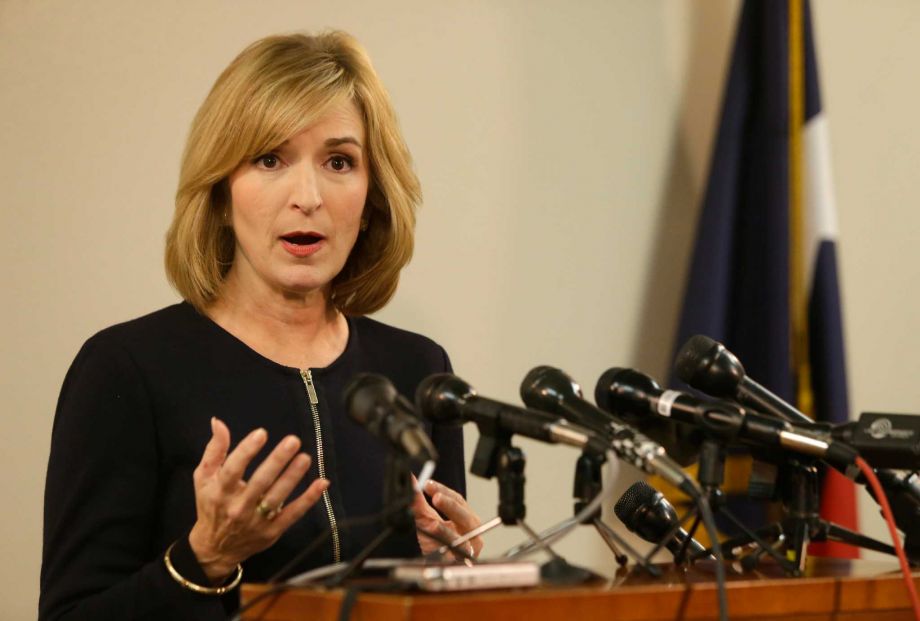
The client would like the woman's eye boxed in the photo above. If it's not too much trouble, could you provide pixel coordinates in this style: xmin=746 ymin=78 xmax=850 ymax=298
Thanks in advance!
xmin=254 ymin=153 xmax=279 ymax=169
xmin=328 ymin=155 xmax=353 ymax=172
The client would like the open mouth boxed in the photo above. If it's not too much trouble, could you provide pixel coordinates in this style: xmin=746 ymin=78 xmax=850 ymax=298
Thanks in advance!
xmin=281 ymin=233 xmax=324 ymax=246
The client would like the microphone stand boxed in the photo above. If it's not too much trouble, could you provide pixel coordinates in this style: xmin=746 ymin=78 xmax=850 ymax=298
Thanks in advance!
xmin=573 ymin=451 xmax=663 ymax=575
xmin=644 ymin=438 xmax=801 ymax=574
xmin=497 ymin=451 xmax=661 ymax=576
xmin=326 ymin=450 xmax=417 ymax=587
xmin=465 ymin=429 xmax=597 ymax=584
xmin=715 ymin=457 xmax=897 ymax=574
xmin=429 ymin=431 xmax=535 ymax=557
xmin=869 ymin=470 xmax=920 ymax=561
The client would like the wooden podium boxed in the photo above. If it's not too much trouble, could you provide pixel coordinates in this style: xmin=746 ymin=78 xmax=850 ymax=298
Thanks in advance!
xmin=241 ymin=558 xmax=920 ymax=620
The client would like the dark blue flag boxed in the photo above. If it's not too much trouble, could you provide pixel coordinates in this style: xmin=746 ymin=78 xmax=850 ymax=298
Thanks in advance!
xmin=671 ymin=0 xmax=857 ymax=558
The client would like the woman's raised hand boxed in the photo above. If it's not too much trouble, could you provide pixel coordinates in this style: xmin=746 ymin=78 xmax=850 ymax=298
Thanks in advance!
xmin=188 ymin=417 xmax=329 ymax=582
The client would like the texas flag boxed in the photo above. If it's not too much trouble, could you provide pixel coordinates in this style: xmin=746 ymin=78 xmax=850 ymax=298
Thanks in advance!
xmin=670 ymin=0 xmax=857 ymax=558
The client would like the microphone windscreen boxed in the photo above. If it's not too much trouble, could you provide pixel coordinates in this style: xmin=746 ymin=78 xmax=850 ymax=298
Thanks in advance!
xmin=414 ymin=373 xmax=471 ymax=424
xmin=344 ymin=373 xmax=394 ymax=426
xmin=674 ymin=335 xmax=717 ymax=382
xmin=613 ymin=480 xmax=659 ymax=529
xmin=673 ymin=334 xmax=744 ymax=397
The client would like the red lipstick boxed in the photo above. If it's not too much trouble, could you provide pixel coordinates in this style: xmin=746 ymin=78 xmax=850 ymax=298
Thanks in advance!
xmin=280 ymin=231 xmax=325 ymax=257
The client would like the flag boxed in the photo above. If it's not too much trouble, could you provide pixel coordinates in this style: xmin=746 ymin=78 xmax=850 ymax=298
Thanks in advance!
xmin=670 ymin=0 xmax=857 ymax=558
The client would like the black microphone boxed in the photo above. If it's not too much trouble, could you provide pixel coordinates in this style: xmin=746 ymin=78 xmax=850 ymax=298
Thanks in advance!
xmin=675 ymin=336 xmax=920 ymax=523
xmin=674 ymin=334 xmax=815 ymax=425
xmin=596 ymin=368 xmax=859 ymax=471
xmin=344 ymin=373 xmax=438 ymax=467
xmin=831 ymin=412 xmax=920 ymax=470
xmin=415 ymin=373 xmax=609 ymax=455
xmin=520 ymin=366 xmax=701 ymax=500
xmin=614 ymin=481 xmax=711 ymax=561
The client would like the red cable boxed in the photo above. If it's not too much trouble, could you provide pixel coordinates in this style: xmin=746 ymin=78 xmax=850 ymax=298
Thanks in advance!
xmin=855 ymin=456 xmax=920 ymax=621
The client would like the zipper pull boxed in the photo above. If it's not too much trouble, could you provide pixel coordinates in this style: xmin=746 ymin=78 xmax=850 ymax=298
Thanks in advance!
xmin=303 ymin=369 xmax=319 ymax=405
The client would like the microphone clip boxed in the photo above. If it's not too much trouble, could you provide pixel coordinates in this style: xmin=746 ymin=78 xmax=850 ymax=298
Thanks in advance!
xmin=470 ymin=430 xmax=527 ymax=526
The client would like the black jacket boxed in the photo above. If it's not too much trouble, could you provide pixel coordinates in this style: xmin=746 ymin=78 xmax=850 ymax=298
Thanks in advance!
xmin=40 ymin=303 xmax=465 ymax=620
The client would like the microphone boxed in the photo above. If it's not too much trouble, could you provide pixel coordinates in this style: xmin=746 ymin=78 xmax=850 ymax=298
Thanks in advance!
xmin=675 ymin=336 xmax=920 ymax=527
xmin=520 ymin=366 xmax=702 ymax=500
xmin=614 ymin=481 xmax=711 ymax=561
xmin=595 ymin=368 xmax=859 ymax=471
xmin=582 ymin=368 xmax=702 ymax=466
xmin=674 ymin=335 xmax=815 ymax=425
xmin=415 ymin=373 xmax=609 ymax=455
xmin=831 ymin=412 xmax=920 ymax=470
xmin=344 ymin=373 xmax=438 ymax=467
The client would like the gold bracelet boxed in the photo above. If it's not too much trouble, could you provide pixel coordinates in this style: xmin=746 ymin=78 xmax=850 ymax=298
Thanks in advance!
xmin=164 ymin=541 xmax=243 ymax=595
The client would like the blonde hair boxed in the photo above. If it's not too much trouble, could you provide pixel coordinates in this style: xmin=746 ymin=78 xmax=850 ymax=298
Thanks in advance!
xmin=165 ymin=31 xmax=420 ymax=314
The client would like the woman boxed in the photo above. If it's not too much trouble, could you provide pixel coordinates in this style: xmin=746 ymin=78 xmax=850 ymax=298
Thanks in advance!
xmin=40 ymin=31 xmax=481 ymax=620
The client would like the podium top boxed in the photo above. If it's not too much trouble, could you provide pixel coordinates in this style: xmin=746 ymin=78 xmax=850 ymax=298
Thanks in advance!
xmin=241 ymin=558 xmax=920 ymax=621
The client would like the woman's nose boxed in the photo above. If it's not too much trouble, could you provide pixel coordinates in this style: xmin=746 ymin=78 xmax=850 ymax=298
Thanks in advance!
xmin=290 ymin=164 xmax=322 ymax=214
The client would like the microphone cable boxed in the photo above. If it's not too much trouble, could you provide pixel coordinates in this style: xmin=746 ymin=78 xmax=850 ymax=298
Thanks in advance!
xmin=269 ymin=497 xmax=409 ymax=584
xmin=855 ymin=456 xmax=920 ymax=621
xmin=231 ymin=485 xmax=477 ymax=621
xmin=229 ymin=507 xmax=400 ymax=621
xmin=271 ymin=460 xmax=441 ymax=585
xmin=635 ymin=489 xmax=727 ymax=621
xmin=623 ymin=483 xmax=727 ymax=621
xmin=695 ymin=494 xmax=728 ymax=621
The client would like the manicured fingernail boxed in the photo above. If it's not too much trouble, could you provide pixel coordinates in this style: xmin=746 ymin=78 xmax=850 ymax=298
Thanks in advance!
xmin=210 ymin=417 xmax=216 ymax=432
xmin=321 ymin=479 xmax=331 ymax=490
xmin=252 ymin=428 xmax=267 ymax=441
xmin=425 ymin=480 xmax=437 ymax=490
xmin=283 ymin=436 xmax=298 ymax=450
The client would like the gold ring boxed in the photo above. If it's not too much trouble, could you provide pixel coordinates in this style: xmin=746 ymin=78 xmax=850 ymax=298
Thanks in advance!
xmin=256 ymin=500 xmax=283 ymax=521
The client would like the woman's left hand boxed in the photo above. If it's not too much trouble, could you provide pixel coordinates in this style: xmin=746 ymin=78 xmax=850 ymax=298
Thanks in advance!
xmin=411 ymin=479 xmax=483 ymax=559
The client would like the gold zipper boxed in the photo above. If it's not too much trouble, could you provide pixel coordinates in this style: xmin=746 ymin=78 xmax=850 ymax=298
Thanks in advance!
xmin=300 ymin=368 xmax=341 ymax=563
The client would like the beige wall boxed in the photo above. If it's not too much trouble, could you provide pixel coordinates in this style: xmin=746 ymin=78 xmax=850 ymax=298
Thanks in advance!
xmin=2 ymin=1 xmax=918 ymax=618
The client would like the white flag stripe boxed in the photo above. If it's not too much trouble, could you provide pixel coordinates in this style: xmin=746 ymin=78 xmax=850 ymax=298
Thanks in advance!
xmin=804 ymin=112 xmax=839 ymax=289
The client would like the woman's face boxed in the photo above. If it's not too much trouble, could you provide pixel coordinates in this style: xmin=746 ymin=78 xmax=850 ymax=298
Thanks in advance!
xmin=226 ymin=101 xmax=370 ymax=302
